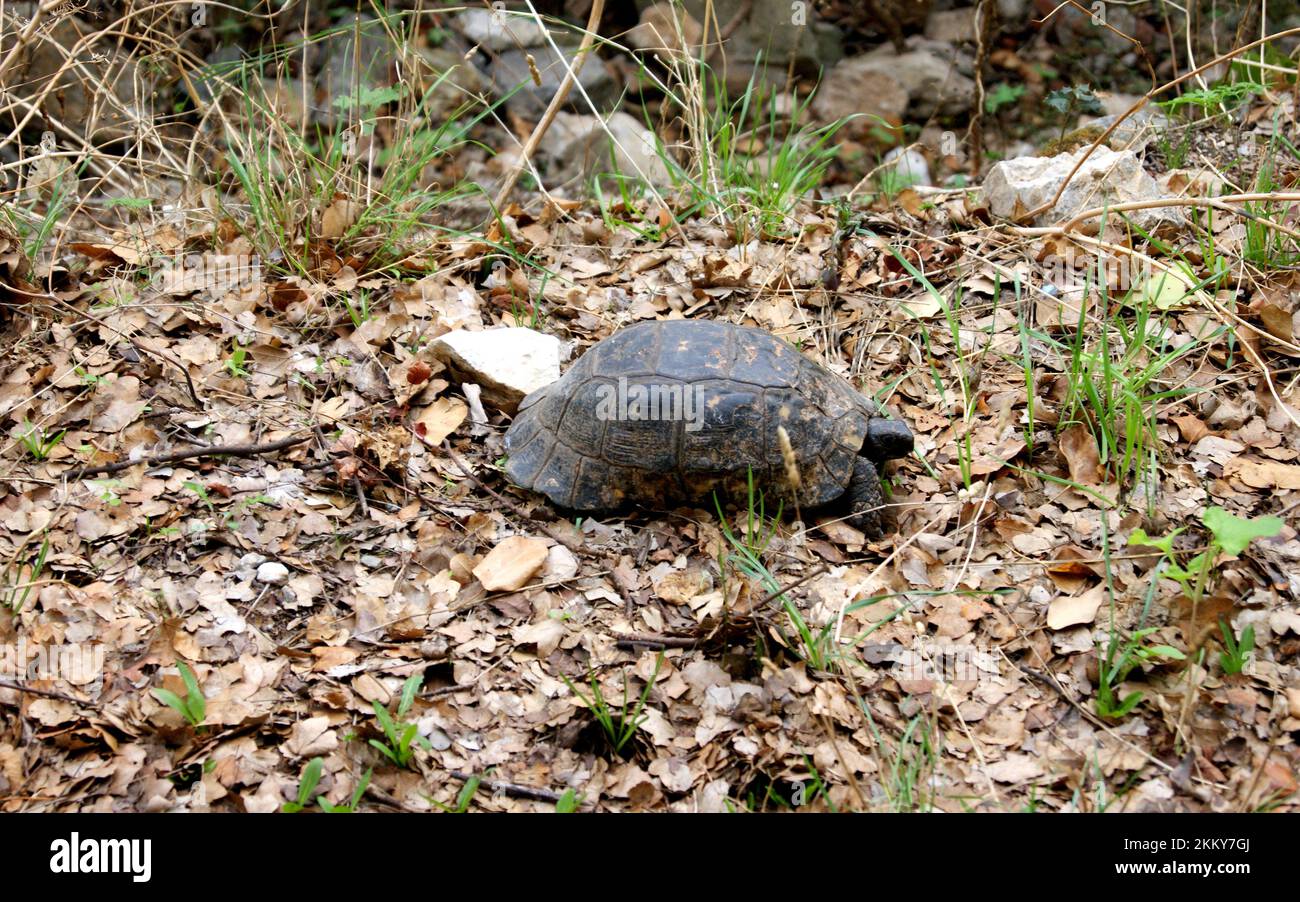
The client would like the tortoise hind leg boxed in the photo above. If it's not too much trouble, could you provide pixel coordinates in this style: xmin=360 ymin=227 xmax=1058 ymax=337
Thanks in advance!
xmin=844 ymin=457 xmax=890 ymax=539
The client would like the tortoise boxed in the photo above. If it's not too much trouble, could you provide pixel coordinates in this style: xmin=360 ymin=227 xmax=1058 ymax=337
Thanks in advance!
xmin=503 ymin=320 xmax=913 ymax=537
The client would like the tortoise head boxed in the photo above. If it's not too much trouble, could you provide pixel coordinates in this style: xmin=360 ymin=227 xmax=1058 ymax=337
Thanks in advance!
xmin=862 ymin=416 xmax=914 ymax=462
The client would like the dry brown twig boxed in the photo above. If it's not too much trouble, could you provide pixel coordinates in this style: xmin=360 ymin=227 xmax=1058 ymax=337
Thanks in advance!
xmin=0 ymin=677 xmax=99 ymax=708
xmin=64 ymin=432 xmax=314 ymax=479
xmin=432 ymin=436 xmax=582 ymax=551
xmin=489 ymin=0 xmax=607 ymax=213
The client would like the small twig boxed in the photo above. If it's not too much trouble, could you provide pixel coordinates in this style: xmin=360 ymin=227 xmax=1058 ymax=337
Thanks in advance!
xmin=615 ymin=633 xmax=699 ymax=651
xmin=363 ymin=782 xmax=421 ymax=813
xmin=311 ymin=424 xmax=369 ymax=518
xmin=965 ymin=0 xmax=991 ymax=176
xmin=490 ymin=0 xmax=606 ymax=213
xmin=64 ymin=433 xmax=314 ymax=479
xmin=434 ymin=436 xmax=581 ymax=551
xmin=449 ymin=771 xmax=586 ymax=807
xmin=756 ymin=563 xmax=829 ymax=610
xmin=0 ymin=677 xmax=99 ymax=708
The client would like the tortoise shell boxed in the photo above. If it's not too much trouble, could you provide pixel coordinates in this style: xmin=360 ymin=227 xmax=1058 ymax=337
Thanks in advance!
xmin=504 ymin=320 xmax=910 ymax=513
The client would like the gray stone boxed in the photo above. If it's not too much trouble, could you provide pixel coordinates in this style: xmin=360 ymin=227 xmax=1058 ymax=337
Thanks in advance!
xmin=812 ymin=60 xmax=909 ymax=130
xmin=486 ymin=44 xmax=618 ymax=117
xmin=692 ymin=0 xmax=843 ymax=94
xmin=456 ymin=7 xmax=550 ymax=51
xmin=925 ymin=8 xmax=978 ymax=44
xmin=815 ymin=46 xmax=975 ymax=122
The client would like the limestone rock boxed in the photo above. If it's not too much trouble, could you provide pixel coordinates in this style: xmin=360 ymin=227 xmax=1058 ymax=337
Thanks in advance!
xmin=982 ymin=146 xmax=1185 ymax=231
xmin=430 ymin=328 xmax=561 ymax=413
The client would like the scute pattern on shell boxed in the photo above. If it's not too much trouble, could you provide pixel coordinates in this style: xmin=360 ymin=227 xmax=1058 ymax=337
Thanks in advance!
xmin=505 ymin=320 xmax=899 ymax=513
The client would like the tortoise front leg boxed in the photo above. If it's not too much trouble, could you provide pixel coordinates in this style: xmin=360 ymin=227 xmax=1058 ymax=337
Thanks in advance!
xmin=844 ymin=457 xmax=889 ymax=539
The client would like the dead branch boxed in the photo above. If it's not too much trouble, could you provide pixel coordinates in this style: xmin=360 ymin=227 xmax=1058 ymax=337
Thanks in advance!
xmin=64 ymin=433 xmax=314 ymax=480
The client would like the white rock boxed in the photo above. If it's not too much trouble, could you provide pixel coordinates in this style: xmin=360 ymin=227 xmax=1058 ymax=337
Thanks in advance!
xmin=540 ymin=111 xmax=672 ymax=188
xmin=981 ymin=146 xmax=1185 ymax=231
xmin=456 ymin=7 xmax=548 ymax=51
xmin=256 ymin=561 xmax=290 ymax=585
xmin=884 ymin=146 xmax=932 ymax=188
xmin=431 ymin=327 xmax=561 ymax=413
xmin=1077 ymin=107 xmax=1169 ymax=152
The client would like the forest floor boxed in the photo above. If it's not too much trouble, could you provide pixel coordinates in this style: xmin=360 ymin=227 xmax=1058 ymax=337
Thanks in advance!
xmin=0 ymin=2 xmax=1298 ymax=812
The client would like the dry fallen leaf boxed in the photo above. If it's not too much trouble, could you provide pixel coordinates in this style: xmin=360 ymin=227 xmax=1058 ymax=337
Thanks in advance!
xmin=321 ymin=196 xmax=363 ymax=239
xmin=1224 ymin=457 xmax=1300 ymax=490
xmin=1058 ymin=424 xmax=1101 ymax=485
xmin=413 ymin=397 xmax=468 ymax=445
xmin=473 ymin=536 xmax=550 ymax=592
xmin=1046 ymin=584 xmax=1105 ymax=630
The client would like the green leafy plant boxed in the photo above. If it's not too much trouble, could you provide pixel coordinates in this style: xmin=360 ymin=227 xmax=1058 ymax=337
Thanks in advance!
xmin=343 ymin=289 xmax=373 ymax=327
xmin=713 ymin=471 xmax=841 ymax=668
xmin=74 ymin=365 xmax=103 ymax=387
xmin=561 ymin=653 xmax=664 ymax=756
xmin=3 ymin=537 xmax=49 ymax=613
xmin=369 ymin=673 xmax=431 ymax=768
xmin=554 ymin=788 xmax=582 ymax=813
xmin=1130 ymin=506 xmax=1284 ymax=606
xmin=104 ymin=196 xmax=154 ymax=211
xmin=153 ymin=661 xmax=207 ymax=727
xmin=282 ymin=757 xmax=325 ymax=813
xmin=223 ymin=342 xmax=251 ymax=378
xmin=318 ymin=768 xmax=373 ymax=813
xmin=1218 ymin=619 xmax=1255 ymax=676
xmin=91 ymin=479 xmax=124 ymax=506
xmin=1241 ymin=122 xmax=1300 ymax=268
xmin=432 ymin=773 xmax=482 ymax=813
xmin=16 ymin=421 xmax=66 ymax=460
xmin=1157 ymin=80 xmax=1264 ymax=117
xmin=1044 ymin=84 xmax=1103 ymax=139
xmin=1095 ymin=627 xmax=1186 ymax=720
xmin=1054 ymin=285 xmax=1207 ymax=498
xmin=984 ymin=82 xmax=1026 ymax=115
